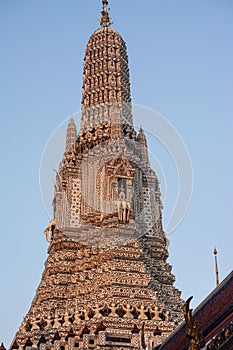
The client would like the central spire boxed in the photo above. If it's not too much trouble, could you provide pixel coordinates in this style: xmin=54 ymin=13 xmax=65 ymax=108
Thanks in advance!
xmin=99 ymin=0 xmax=113 ymax=27
xmin=81 ymin=14 xmax=133 ymax=134
xmin=10 ymin=3 xmax=184 ymax=349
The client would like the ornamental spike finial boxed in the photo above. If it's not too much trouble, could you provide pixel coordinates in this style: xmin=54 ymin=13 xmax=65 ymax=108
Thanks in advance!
xmin=98 ymin=0 xmax=113 ymax=28
xmin=214 ymin=247 xmax=219 ymax=287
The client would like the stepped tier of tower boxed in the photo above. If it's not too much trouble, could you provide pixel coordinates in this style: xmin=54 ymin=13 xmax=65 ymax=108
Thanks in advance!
xmin=13 ymin=229 xmax=181 ymax=349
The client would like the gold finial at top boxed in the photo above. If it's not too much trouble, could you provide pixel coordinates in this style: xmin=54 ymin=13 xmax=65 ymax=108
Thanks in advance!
xmin=98 ymin=0 xmax=113 ymax=28
xmin=214 ymin=247 xmax=219 ymax=287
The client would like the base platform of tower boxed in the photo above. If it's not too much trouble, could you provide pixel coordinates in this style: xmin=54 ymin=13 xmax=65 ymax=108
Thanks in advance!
xmin=10 ymin=2 xmax=184 ymax=349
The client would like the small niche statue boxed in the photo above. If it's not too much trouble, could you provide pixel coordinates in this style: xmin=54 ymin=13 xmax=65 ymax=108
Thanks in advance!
xmin=108 ymin=303 xmax=118 ymax=317
xmin=63 ymin=310 xmax=71 ymax=327
xmin=136 ymin=304 xmax=148 ymax=320
xmin=92 ymin=304 xmax=104 ymax=319
xmin=73 ymin=311 xmax=82 ymax=325
xmin=45 ymin=314 xmax=52 ymax=329
xmin=31 ymin=314 xmax=40 ymax=331
xmin=53 ymin=313 xmax=61 ymax=328
xmin=116 ymin=184 xmax=131 ymax=224
xmin=150 ymin=305 xmax=161 ymax=320
xmin=122 ymin=303 xmax=133 ymax=319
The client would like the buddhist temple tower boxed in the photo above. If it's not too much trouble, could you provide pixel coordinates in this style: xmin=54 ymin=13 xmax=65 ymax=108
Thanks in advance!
xmin=11 ymin=2 xmax=184 ymax=349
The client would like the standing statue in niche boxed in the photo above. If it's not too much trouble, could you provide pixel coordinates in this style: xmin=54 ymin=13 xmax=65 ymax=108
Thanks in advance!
xmin=116 ymin=183 xmax=131 ymax=223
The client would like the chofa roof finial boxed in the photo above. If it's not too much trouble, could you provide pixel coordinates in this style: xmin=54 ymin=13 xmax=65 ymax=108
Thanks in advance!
xmin=98 ymin=0 xmax=113 ymax=28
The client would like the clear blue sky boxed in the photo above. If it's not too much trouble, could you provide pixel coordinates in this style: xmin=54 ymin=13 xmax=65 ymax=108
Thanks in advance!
xmin=1 ymin=0 xmax=232 ymax=347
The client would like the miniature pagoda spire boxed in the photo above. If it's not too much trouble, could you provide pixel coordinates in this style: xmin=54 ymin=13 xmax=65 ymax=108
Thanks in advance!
xmin=137 ymin=126 xmax=149 ymax=165
xmin=65 ymin=116 xmax=77 ymax=152
xmin=79 ymin=18 xmax=133 ymax=137
xmin=81 ymin=11 xmax=133 ymax=134
xmin=99 ymin=0 xmax=113 ymax=28
xmin=137 ymin=126 xmax=147 ymax=147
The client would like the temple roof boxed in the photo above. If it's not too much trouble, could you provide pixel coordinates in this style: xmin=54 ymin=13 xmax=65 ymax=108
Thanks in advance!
xmin=158 ymin=270 xmax=233 ymax=350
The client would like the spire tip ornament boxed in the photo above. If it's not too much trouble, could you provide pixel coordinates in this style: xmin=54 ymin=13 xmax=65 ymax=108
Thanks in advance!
xmin=98 ymin=0 xmax=113 ymax=28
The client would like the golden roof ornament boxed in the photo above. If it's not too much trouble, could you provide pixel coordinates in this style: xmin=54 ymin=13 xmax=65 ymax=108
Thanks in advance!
xmin=214 ymin=247 xmax=220 ymax=286
xmin=184 ymin=296 xmax=206 ymax=350
xmin=98 ymin=0 xmax=113 ymax=27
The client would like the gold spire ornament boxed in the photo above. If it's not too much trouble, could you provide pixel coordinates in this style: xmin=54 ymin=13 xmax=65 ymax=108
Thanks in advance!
xmin=184 ymin=296 xmax=205 ymax=350
xmin=214 ymin=247 xmax=219 ymax=287
xmin=98 ymin=0 xmax=113 ymax=27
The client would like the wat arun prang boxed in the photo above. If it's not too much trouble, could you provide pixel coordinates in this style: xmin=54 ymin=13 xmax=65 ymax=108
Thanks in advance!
xmin=11 ymin=1 xmax=184 ymax=349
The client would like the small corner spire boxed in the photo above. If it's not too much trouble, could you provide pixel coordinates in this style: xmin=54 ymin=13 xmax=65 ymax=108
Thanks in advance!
xmin=65 ymin=115 xmax=77 ymax=152
xmin=98 ymin=0 xmax=113 ymax=28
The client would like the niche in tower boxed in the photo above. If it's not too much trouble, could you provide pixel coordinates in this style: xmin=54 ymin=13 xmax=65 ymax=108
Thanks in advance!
xmin=116 ymin=177 xmax=132 ymax=224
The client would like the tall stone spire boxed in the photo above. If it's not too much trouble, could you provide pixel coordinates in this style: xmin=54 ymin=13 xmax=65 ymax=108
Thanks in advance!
xmin=81 ymin=7 xmax=133 ymax=136
xmin=65 ymin=116 xmax=77 ymax=152
xmin=10 ymin=3 xmax=184 ymax=350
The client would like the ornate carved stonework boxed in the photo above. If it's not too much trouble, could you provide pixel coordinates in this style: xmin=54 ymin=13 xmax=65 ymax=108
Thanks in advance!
xmin=11 ymin=2 xmax=184 ymax=349
xmin=81 ymin=26 xmax=133 ymax=134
